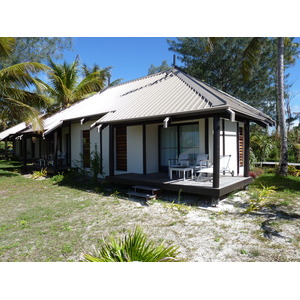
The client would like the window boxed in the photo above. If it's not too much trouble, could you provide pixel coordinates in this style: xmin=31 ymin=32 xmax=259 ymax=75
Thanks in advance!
xmin=159 ymin=123 xmax=199 ymax=171
xmin=82 ymin=130 xmax=90 ymax=167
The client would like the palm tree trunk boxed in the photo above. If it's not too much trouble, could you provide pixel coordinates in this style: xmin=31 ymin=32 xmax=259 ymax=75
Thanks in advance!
xmin=277 ymin=37 xmax=288 ymax=176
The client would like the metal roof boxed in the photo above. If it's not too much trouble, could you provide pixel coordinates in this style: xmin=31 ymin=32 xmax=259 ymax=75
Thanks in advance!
xmin=96 ymin=67 xmax=275 ymax=126
xmin=0 ymin=67 xmax=275 ymax=140
xmin=0 ymin=122 xmax=28 ymax=141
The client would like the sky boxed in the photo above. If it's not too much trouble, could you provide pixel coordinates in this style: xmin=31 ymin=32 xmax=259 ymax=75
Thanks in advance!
xmin=61 ymin=37 xmax=300 ymax=125
xmin=62 ymin=37 xmax=178 ymax=83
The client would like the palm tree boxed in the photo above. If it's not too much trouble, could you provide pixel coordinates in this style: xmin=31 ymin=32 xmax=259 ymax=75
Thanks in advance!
xmin=0 ymin=37 xmax=51 ymax=132
xmin=241 ymin=37 xmax=290 ymax=176
xmin=38 ymin=57 xmax=111 ymax=111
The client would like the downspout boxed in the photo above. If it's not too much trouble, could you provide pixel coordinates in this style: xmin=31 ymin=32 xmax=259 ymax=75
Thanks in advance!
xmin=227 ymin=108 xmax=235 ymax=122
xmin=163 ymin=117 xmax=170 ymax=128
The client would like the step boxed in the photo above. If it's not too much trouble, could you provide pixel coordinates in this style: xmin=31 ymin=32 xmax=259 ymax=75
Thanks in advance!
xmin=127 ymin=191 xmax=156 ymax=200
xmin=132 ymin=185 xmax=161 ymax=194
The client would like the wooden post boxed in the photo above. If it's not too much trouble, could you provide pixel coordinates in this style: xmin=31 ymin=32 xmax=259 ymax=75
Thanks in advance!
xmin=213 ymin=116 xmax=220 ymax=188
xmin=205 ymin=118 xmax=209 ymax=154
xmin=4 ymin=140 xmax=8 ymax=160
xmin=143 ymin=124 xmax=147 ymax=175
xmin=54 ymin=131 xmax=58 ymax=172
xmin=109 ymin=125 xmax=115 ymax=176
xmin=22 ymin=136 xmax=27 ymax=167
xmin=244 ymin=119 xmax=250 ymax=177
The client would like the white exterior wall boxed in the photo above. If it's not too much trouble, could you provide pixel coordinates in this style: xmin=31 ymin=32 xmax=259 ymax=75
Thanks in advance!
xmin=101 ymin=126 xmax=109 ymax=177
xmin=208 ymin=117 xmax=239 ymax=175
xmin=68 ymin=117 xmax=244 ymax=177
xmin=71 ymin=121 xmax=98 ymax=168
xmin=126 ymin=125 xmax=143 ymax=174
xmin=146 ymin=124 xmax=158 ymax=173
xmin=223 ymin=119 xmax=238 ymax=175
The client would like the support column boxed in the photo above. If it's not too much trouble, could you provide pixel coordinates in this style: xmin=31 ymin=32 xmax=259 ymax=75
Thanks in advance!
xmin=22 ymin=136 xmax=27 ymax=167
xmin=54 ymin=131 xmax=58 ymax=172
xmin=4 ymin=140 xmax=8 ymax=160
xmin=109 ymin=125 xmax=115 ymax=176
xmin=143 ymin=124 xmax=147 ymax=175
xmin=244 ymin=119 xmax=250 ymax=177
xmin=213 ymin=116 xmax=220 ymax=188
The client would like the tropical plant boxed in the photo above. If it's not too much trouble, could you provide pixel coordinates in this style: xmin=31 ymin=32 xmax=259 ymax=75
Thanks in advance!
xmin=37 ymin=57 xmax=111 ymax=111
xmin=90 ymin=143 xmax=103 ymax=182
xmin=0 ymin=37 xmax=51 ymax=132
xmin=245 ymin=184 xmax=277 ymax=213
xmin=84 ymin=226 xmax=182 ymax=262
xmin=31 ymin=168 xmax=47 ymax=179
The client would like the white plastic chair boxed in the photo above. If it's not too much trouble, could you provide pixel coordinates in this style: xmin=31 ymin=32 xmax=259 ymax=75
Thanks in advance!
xmin=195 ymin=155 xmax=234 ymax=181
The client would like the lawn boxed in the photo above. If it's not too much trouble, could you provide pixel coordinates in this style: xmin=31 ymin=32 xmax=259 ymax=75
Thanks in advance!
xmin=1 ymin=160 xmax=300 ymax=262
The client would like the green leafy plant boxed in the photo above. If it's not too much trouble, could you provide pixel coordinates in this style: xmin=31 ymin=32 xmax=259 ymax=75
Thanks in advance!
xmin=84 ymin=226 xmax=183 ymax=262
xmin=51 ymin=172 xmax=64 ymax=184
xmin=90 ymin=143 xmax=103 ymax=182
xmin=245 ymin=184 xmax=277 ymax=213
xmin=31 ymin=168 xmax=47 ymax=179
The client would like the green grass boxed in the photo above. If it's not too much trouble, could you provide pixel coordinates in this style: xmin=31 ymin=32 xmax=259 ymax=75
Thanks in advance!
xmin=1 ymin=160 xmax=300 ymax=262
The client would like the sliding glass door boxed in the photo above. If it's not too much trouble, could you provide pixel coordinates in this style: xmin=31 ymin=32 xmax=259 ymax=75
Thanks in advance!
xmin=159 ymin=123 xmax=199 ymax=171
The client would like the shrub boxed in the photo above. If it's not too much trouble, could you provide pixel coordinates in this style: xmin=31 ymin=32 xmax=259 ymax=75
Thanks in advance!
xmin=51 ymin=172 xmax=64 ymax=184
xmin=31 ymin=168 xmax=47 ymax=179
xmin=245 ymin=184 xmax=277 ymax=213
xmin=84 ymin=226 xmax=183 ymax=262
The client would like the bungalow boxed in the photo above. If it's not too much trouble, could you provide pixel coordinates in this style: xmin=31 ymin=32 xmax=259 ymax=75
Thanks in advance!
xmin=0 ymin=67 xmax=275 ymax=204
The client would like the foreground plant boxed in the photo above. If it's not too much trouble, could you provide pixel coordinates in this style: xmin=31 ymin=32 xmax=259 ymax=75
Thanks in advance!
xmin=245 ymin=184 xmax=277 ymax=213
xmin=84 ymin=226 xmax=183 ymax=262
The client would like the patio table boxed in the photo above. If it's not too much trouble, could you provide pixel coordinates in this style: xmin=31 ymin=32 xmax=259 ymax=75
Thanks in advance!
xmin=169 ymin=166 xmax=194 ymax=181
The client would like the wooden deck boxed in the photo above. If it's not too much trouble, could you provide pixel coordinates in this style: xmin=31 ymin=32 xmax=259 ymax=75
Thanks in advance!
xmin=106 ymin=172 xmax=253 ymax=200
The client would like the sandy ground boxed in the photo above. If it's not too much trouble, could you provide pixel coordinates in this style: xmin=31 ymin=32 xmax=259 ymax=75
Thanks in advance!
xmin=121 ymin=191 xmax=300 ymax=262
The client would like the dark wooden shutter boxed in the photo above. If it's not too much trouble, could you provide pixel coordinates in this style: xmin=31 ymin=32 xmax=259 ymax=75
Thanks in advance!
xmin=116 ymin=126 xmax=127 ymax=171
xmin=239 ymin=127 xmax=244 ymax=167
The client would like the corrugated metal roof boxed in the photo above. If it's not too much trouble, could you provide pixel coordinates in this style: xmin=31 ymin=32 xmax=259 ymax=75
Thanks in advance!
xmin=0 ymin=67 xmax=275 ymax=139
xmin=0 ymin=122 xmax=27 ymax=141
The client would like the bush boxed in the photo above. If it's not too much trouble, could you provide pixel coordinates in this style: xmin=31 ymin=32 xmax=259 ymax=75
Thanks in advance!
xmin=84 ymin=226 xmax=183 ymax=262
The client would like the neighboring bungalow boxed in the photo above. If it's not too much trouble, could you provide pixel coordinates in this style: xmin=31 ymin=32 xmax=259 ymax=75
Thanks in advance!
xmin=0 ymin=67 xmax=275 ymax=204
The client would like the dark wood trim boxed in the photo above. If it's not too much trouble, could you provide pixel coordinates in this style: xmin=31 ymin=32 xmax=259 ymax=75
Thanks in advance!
xmin=39 ymin=137 xmax=42 ymax=159
xmin=104 ymin=112 xmax=227 ymax=127
xmin=54 ymin=130 xmax=58 ymax=171
xmin=143 ymin=124 xmax=147 ymax=174
xmin=100 ymin=127 xmax=103 ymax=174
xmin=109 ymin=125 xmax=115 ymax=176
xmin=205 ymin=118 xmax=209 ymax=154
xmin=69 ymin=123 xmax=72 ymax=165
xmin=22 ymin=136 xmax=27 ymax=166
xmin=244 ymin=120 xmax=250 ymax=177
xmin=222 ymin=119 xmax=225 ymax=155
xmin=236 ymin=122 xmax=240 ymax=176
xmin=213 ymin=116 xmax=220 ymax=188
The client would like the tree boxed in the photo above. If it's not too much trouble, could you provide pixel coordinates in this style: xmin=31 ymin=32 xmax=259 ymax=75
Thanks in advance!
xmin=277 ymin=38 xmax=288 ymax=175
xmin=0 ymin=38 xmax=51 ymax=132
xmin=0 ymin=37 xmax=73 ymax=69
xmin=37 ymin=56 xmax=110 ymax=110
xmin=169 ymin=37 xmax=299 ymax=176
xmin=148 ymin=60 xmax=171 ymax=75
xmin=168 ymin=38 xmax=299 ymax=120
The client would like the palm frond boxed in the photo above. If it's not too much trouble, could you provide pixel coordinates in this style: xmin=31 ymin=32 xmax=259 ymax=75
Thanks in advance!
xmin=84 ymin=226 xmax=182 ymax=262
xmin=0 ymin=37 xmax=15 ymax=58
xmin=241 ymin=37 xmax=266 ymax=81
xmin=0 ymin=62 xmax=51 ymax=88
